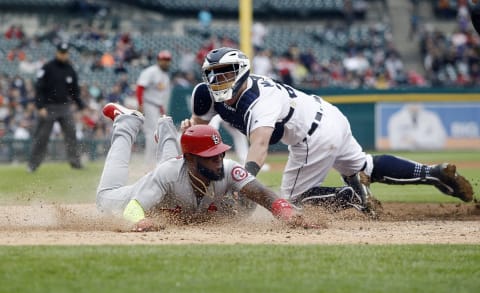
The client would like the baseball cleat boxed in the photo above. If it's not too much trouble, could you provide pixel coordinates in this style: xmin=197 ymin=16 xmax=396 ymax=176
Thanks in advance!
xmin=102 ymin=103 xmax=144 ymax=121
xmin=298 ymin=186 xmax=368 ymax=212
xmin=429 ymin=163 xmax=474 ymax=202
xmin=335 ymin=186 xmax=366 ymax=211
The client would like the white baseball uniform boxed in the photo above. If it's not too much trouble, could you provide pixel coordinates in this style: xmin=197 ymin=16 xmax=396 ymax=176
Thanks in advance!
xmin=136 ymin=64 xmax=172 ymax=166
xmin=96 ymin=115 xmax=255 ymax=218
xmin=192 ymin=75 xmax=368 ymax=199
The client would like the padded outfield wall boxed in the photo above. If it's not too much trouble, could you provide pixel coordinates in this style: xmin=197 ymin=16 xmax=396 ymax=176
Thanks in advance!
xmin=170 ymin=87 xmax=480 ymax=151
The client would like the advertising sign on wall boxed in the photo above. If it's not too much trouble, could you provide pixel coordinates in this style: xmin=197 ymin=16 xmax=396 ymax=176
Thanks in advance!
xmin=376 ymin=102 xmax=480 ymax=150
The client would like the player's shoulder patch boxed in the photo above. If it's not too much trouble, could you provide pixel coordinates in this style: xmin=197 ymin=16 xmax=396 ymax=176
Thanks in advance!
xmin=192 ymin=83 xmax=212 ymax=116
xmin=231 ymin=166 xmax=248 ymax=181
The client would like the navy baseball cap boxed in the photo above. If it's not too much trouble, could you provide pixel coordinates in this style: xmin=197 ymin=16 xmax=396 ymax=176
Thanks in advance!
xmin=57 ymin=42 xmax=70 ymax=53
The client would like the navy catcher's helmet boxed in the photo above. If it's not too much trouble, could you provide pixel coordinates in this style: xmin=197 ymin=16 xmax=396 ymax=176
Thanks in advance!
xmin=201 ymin=47 xmax=250 ymax=102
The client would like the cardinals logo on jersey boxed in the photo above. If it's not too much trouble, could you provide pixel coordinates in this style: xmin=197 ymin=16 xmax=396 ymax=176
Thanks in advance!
xmin=231 ymin=166 xmax=248 ymax=181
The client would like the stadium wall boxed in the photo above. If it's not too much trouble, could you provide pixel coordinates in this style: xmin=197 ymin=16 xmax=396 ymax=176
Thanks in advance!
xmin=1 ymin=87 xmax=479 ymax=163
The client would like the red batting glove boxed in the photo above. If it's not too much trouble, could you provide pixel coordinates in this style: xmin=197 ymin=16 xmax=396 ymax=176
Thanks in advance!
xmin=271 ymin=198 xmax=323 ymax=229
xmin=271 ymin=198 xmax=294 ymax=221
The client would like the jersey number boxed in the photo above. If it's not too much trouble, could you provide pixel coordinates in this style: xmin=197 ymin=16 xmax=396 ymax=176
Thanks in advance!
xmin=259 ymin=77 xmax=297 ymax=98
xmin=276 ymin=82 xmax=297 ymax=98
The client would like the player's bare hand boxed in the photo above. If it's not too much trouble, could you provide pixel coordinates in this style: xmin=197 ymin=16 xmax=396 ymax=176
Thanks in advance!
xmin=180 ymin=118 xmax=194 ymax=133
xmin=132 ymin=218 xmax=157 ymax=232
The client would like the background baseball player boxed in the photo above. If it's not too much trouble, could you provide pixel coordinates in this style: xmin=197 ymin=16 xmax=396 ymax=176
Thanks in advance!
xmin=97 ymin=102 xmax=310 ymax=232
xmin=136 ymin=50 xmax=173 ymax=168
xmin=181 ymin=47 xmax=474 ymax=214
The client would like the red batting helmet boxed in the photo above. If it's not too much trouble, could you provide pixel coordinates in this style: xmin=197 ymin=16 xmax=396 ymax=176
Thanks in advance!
xmin=181 ymin=125 xmax=231 ymax=157
xmin=157 ymin=50 xmax=172 ymax=60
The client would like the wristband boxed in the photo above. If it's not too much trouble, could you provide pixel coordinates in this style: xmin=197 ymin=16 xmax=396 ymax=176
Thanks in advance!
xmin=123 ymin=199 xmax=146 ymax=223
xmin=271 ymin=198 xmax=294 ymax=221
xmin=245 ymin=161 xmax=261 ymax=176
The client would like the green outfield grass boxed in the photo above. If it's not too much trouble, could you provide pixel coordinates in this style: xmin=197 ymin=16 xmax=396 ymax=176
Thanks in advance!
xmin=1 ymin=151 xmax=479 ymax=293
xmin=0 ymin=162 xmax=102 ymax=203
xmin=0 ymin=245 xmax=479 ymax=293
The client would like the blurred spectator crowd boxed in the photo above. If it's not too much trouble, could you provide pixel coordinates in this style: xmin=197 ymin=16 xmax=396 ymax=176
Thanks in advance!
xmin=1 ymin=0 xmax=480 ymax=151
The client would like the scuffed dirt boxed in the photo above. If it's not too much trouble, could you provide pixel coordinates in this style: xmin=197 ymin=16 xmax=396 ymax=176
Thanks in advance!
xmin=0 ymin=202 xmax=479 ymax=245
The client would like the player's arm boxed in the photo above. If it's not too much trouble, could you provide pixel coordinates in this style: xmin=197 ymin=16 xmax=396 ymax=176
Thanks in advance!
xmin=239 ymin=180 xmax=312 ymax=228
xmin=181 ymin=82 xmax=214 ymax=132
xmin=70 ymin=68 xmax=84 ymax=110
xmin=192 ymin=113 xmax=209 ymax=124
xmin=180 ymin=114 xmax=210 ymax=133
xmin=136 ymin=68 xmax=151 ymax=112
xmin=244 ymin=126 xmax=274 ymax=176
xmin=34 ymin=66 xmax=49 ymax=117
xmin=136 ymin=85 xmax=145 ymax=111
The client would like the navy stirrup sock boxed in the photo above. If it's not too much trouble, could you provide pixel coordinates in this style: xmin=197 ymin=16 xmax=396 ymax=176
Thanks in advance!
xmin=371 ymin=155 xmax=430 ymax=182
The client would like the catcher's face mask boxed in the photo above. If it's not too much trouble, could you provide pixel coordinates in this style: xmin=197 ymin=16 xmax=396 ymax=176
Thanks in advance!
xmin=202 ymin=47 xmax=250 ymax=102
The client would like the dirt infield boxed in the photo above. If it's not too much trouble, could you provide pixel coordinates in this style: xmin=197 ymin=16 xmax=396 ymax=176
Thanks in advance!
xmin=0 ymin=202 xmax=479 ymax=245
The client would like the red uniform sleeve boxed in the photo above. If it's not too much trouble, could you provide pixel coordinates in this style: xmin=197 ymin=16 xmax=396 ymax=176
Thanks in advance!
xmin=136 ymin=85 xmax=145 ymax=107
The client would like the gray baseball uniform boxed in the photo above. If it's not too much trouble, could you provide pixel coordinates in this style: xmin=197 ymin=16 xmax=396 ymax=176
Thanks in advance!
xmin=136 ymin=64 xmax=172 ymax=166
xmin=96 ymin=115 xmax=255 ymax=217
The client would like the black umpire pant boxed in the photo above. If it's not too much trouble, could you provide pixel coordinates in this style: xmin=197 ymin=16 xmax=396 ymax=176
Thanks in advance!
xmin=28 ymin=104 xmax=82 ymax=170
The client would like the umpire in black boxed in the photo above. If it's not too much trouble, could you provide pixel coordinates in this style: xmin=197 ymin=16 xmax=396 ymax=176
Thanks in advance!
xmin=28 ymin=42 xmax=85 ymax=172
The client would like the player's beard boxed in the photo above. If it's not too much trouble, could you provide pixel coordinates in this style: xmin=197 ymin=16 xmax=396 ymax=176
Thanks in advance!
xmin=160 ymin=64 xmax=170 ymax=71
xmin=197 ymin=162 xmax=225 ymax=181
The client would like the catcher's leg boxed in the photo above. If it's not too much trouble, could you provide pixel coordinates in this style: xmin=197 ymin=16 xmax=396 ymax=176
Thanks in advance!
xmin=368 ymin=155 xmax=473 ymax=202
xmin=291 ymin=186 xmax=365 ymax=212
